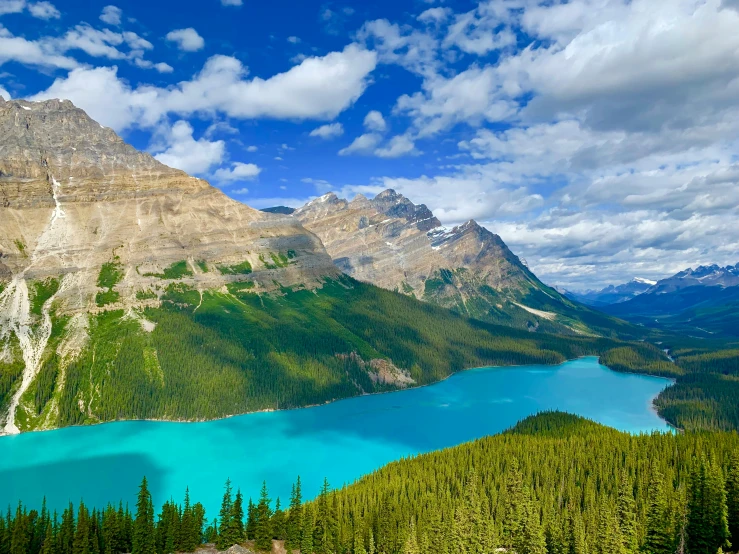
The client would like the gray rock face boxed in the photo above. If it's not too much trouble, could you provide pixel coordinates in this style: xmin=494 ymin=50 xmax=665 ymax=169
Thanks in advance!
xmin=294 ymin=190 xmax=540 ymax=308
xmin=0 ymin=98 xmax=338 ymax=314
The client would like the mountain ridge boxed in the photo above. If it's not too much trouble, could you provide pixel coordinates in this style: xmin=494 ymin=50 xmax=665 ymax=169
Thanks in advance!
xmin=294 ymin=190 xmax=639 ymax=338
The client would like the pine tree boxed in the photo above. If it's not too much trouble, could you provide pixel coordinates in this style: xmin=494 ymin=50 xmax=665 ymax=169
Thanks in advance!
xmin=300 ymin=505 xmax=314 ymax=554
xmin=255 ymin=482 xmax=273 ymax=552
xmin=286 ymin=478 xmax=303 ymax=551
xmin=271 ymin=498 xmax=286 ymax=541
xmin=643 ymin=468 xmax=672 ymax=554
xmin=353 ymin=519 xmax=367 ymax=554
xmin=132 ymin=477 xmax=155 ymax=554
xmin=246 ymin=499 xmax=257 ymax=542
xmin=520 ymin=487 xmax=547 ymax=554
xmin=368 ymin=530 xmax=375 ymax=554
xmin=402 ymin=519 xmax=420 ymax=554
xmin=10 ymin=503 xmax=29 ymax=554
xmin=216 ymin=479 xmax=234 ymax=550
xmin=504 ymin=458 xmax=526 ymax=549
xmin=617 ymin=472 xmax=638 ymax=554
xmin=728 ymin=450 xmax=739 ymax=550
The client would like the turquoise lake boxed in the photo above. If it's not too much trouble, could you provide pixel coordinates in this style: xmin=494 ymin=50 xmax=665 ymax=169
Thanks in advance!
xmin=0 ymin=357 xmax=671 ymax=516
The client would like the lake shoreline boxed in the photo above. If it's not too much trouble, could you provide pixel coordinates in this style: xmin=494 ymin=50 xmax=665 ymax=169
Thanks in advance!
xmin=1 ymin=355 xmax=674 ymax=438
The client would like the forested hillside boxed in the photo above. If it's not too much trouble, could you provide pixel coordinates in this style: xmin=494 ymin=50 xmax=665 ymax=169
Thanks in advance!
xmin=599 ymin=338 xmax=739 ymax=431
xmin=14 ymin=277 xmax=623 ymax=432
xmin=4 ymin=413 xmax=739 ymax=554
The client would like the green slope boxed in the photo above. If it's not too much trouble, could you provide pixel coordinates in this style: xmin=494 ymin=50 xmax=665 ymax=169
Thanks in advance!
xmin=15 ymin=276 xmax=625 ymax=432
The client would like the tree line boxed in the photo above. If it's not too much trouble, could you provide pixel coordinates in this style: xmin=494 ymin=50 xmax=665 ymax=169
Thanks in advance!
xmin=3 ymin=412 xmax=739 ymax=554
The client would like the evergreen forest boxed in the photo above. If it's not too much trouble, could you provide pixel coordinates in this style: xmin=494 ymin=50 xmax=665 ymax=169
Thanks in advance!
xmin=3 ymin=412 xmax=739 ymax=554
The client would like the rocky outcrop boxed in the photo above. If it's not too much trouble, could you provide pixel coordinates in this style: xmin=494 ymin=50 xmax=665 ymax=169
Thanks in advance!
xmin=0 ymin=98 xmax=338 ymax=315
xmin=294 ymin=190 xmax=551 ymax=320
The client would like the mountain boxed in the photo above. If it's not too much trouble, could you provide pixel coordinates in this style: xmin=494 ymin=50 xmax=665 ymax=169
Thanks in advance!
xmin=603 ymin=263 xmax=739 ymax=337
xmin=294 ymin=191 xmax=638 ymax=338
xmin=566 ymin=277 xmax=656 ymax=306
xmin=0 ymin=98 xmax=614 ymax=435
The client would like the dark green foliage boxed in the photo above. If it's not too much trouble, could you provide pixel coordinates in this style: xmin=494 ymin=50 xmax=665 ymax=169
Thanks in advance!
xmin=195 ymin=260 xmax=209 ymax=273
xmin=254 ymin=483 xmax=272 ymax=552
xmin=0 ymin=335 xmax=25 ymax=413
xmin=144 ymin=261 xmax=193 ymax=280
xmin=217 ymin=261 xmax=252 ymax=275
xmin=654 ymin=373 xmax=739 ymax=431
xmin=96 ymin=261 xmax=124 ymax=308
xmin=95 ymin=290 xmax=120 ymax=308
xmin=132 ymin=478 xmax=154 ymax=554
xmin=600 ymin=344 xmax=681 ymax=378
xmin=52 ymin=277 xmax=625 ymax=429
xmin=8 ymin=413 xmax=739 ymax=554
xmin=97 ymin=263 xmax=123 ymax=290
xmin=30 ymin=279 xmax=60 ymax=316
xmin=135 ymin=290 xmax=157 ymax=301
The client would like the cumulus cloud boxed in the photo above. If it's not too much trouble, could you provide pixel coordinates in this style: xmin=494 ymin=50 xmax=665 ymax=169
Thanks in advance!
xmin=33 ymin=44 xmax=376 ymax=132
xmin=0 ymin=85 xmax=10 ymax=99
xmin=363 ymin=110 xmax=386 ymax=132
xmin=310 ymin=122 xmax=344 ymax=139
xmin=166 ymin=28 xmax=204 ymax=52
xmin=0 ymin=0 xmax=25 ymax=15
xmin=28 ymin=1 xmax=59 ymax=19
xmin=338 ymin=133 xmax=382 ymax=156
xmin=99 ymin=5 xmax=121 ymax=25
xmin=214 ymin=162 xmax=262 ymax=182
xmin=0 ymin=27 xmax=78 ymax=70
xmin=374 ymin=134 xmax=417 ymax=158
xmin=153 ymin=120 xmax=226 ymax=175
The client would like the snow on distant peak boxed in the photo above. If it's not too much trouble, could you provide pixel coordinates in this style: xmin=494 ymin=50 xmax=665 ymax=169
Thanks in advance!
xmin=633 ymin=277 xmax=657 ymax=285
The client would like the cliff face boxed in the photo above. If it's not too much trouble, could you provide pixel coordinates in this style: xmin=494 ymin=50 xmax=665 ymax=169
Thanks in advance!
xmin=294 ymin=190 xmax=628 ymax=336
xmin=0 ymin=98 xmax=337 ymax=434
xmin=294 ymin=190 xmax=535 ymax=298
xmin=0 ymin=98 xmax=337 ymax=312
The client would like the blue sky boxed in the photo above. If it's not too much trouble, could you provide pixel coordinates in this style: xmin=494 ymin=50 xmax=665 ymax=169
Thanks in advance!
xmin=2 ymin=0 xmax=739 ymax=289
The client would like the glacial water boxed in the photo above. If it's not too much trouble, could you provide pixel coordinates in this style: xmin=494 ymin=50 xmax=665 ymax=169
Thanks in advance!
xmin=0 ymin=357 xmax=671 ymax=515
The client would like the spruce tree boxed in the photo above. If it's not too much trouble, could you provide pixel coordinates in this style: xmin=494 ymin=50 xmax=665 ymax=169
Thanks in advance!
xmin=504 ymin=458 xmax=526 ymax=549
xmin=216 ymin=479 xmax=234 ymax=550
xmin=617 ymin=472 xmax=638 ymax=554
xmin=132 ymin=477 xmax=155 ymax=554
xmin=643 ymin=468 xmax=672 ymax=554
xmin=246 ymin=499 xmax=257 ymax=542
xmin=255 ymin=482 xmax=273 ymax=552
xmin=402 ymin=519 xmax=420 ymax=554
xmin=271 ymin=498 xmax=286 ymax=541
xmin=286 ymin=478 xmax=303 ymax=551
xmin=520 ymin=487 xmax=547 ymax=554
xmin=728 ymin=450 xmax=739 ymax=550
xmin=300 ymin=505 xmax=314 ymax=554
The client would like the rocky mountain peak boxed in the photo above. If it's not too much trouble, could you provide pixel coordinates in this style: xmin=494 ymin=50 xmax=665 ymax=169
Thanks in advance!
xmin=0 ymin=98 xmax=205 ymax=209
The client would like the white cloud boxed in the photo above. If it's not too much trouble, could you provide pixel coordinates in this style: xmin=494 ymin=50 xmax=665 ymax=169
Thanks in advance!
xmin=287 ymin=36 xmax=300 ymax=44
xmin=0 ymin=28 xmax=78 ymax=70
xmin=28 ymin=1 xmax=59 ymax=19
xmin=221 ymin=0 xmax=242 ymax=5
xmin=99 ymin=5 xmax=122 ymax=25
xmin=154 ymin=62 xmax=173 ymax=73
xmin=153 ymin=120 xmax=226 ymax=175
xmin=310 ymin=122 xmax=344 ymax=139
xmin=214 ymin=162 xmax=262 ymax=182
xmin=0 ymin=1 xmax=24 ymax=15
xmin=246 ymin=145 xmax=258 ymax=152
xmin=374 ymin=134 xmax=418 ymax=158
xmin=418 ymin=7 xmax=451 ymax=24
xmin=358 ymin=19 xmax=439 ymax=78
xmin=230 ymin=187 xmax=250 ymax=195
xmin=166 ymin=28 xmax=204 ymax=52
xmin=363 ymin=110 xmax=386 ymax=132
xmin=0 ymin=85 xmax=10 ymax=99
xmin=338 ymin=132 xmax=382 ymax=156
xmin=32 ymin=44 xmax=377 ymax=132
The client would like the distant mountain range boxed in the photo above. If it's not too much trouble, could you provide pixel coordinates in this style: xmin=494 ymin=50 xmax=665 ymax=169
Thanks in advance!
xmin=565 ymin=278 xmax=656 ymax=306
xmin=600 ymin=264 xmax=739 ymax=337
